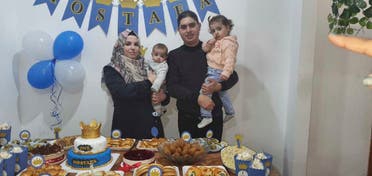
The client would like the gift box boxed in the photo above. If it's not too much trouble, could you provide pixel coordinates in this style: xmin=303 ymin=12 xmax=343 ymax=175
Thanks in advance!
xmin=234 ymin=155 xmax=251 ymax=176
xmin=255 ymin=152 xmax=273 ymax=176
xmin=0 ymin=151 xmax=16 ymax=176
xmin=12 ymin=146 xmax=28 ymax=174
xmin=0 ymin=125 xmax=11 ymax=147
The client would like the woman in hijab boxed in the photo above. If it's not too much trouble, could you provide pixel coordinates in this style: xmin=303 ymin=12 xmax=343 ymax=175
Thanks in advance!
xmin=102 ymin=30 xmax=168 ymax=139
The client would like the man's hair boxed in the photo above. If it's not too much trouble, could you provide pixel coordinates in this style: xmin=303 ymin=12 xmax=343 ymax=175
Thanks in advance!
xmin=177 ymin=10 xmax=199 ymax=27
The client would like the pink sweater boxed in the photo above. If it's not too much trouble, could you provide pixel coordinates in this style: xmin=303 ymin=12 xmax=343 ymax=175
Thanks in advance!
xmin=204 ymin=35 xmax=238 ymax=78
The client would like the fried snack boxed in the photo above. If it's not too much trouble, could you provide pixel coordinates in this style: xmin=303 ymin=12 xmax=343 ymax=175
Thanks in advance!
xmin=134 ymin=163 xmax=177 ymax=176
xmin=107 ymin=138 xmax=135 ymax=150
xmin=77 ymin=171 xmax=121 ymax=176
xmin=20 ymin=164 xmax=66 ymax=176
xmin=185 ymin=166 xmax=202 ymax=176
xmin=55 ymin=135 xmax=78 ymax=149
xmin=159 ymin=138 xmax=206 ymax=165
xmin=185 ymin=166 xmax=228 ymax=176
xmin=138 ymin=138 xmax=167 ymax=149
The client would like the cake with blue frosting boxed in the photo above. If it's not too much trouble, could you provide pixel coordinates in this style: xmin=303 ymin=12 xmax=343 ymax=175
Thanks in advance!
xmin=66 ymin=120 xmax=111 ymax=168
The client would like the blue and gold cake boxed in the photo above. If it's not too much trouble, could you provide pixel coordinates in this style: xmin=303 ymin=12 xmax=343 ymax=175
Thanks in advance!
xmin=66 ymin=120 xmax=112 ymax=168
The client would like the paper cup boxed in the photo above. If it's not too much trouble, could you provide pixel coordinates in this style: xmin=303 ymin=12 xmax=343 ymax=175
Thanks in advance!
xmin=11 ymin=146 xmax=28 ymax=174
xmin=0 ymin=127 xmax=11 ymax=147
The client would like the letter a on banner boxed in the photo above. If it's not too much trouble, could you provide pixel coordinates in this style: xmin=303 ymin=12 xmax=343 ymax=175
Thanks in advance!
xmin=167 ymin=0 xmax=189 ymax=33
xmin=143 ymin=0 xmax=166 ymax=36
xmin=62 ymin=0 xmax=91 ymax=28
xmin=118 ymin=0 xmax=139 ymax=35
xmin=88 ymin=0 xmax=113 ymax=35
xmin=34 ymin=0 xmax=61 ymax=15
xmin=193 ymin=0 xmax=220 ymax=21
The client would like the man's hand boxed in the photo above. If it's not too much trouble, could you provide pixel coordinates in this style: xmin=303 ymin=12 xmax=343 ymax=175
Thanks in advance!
xmin=198 ymin=94 xmax=215 ymax=111
xmin=152 ymin=89 xmax=166 ymax=104
xmin=201 ymin=78 xmax=222 ymax=95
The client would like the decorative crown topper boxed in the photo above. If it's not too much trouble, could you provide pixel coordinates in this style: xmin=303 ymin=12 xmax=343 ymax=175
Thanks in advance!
xmin=80 ymin=120 xmax=101 ymax=139
xmin=140 ymin=45 xmax=147 ymax=57
xmin=96 ymin=0 xmax=113 ymax=5
xmin=120 ymin=0 xmax=138 ymax=8
xmin=238 ymin=163 xmax=248 ymax=170
xmin=143 ymin=0 xmax=161 ymax=7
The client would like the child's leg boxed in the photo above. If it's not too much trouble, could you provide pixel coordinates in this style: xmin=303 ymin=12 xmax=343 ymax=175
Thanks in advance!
xmin=219 ymin=90 xmax=235 ymax=123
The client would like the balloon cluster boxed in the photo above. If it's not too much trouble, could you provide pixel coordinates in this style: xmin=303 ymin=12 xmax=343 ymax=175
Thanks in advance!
xmin=25 ymin=31 xmax=85 ymax=92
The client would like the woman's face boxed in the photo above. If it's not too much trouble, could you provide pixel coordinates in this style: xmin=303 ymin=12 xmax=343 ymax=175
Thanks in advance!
xmin=178 ymin=17 xmax=201 ymax=47
xmin=123 ymin=35 xmax=140 ymax=59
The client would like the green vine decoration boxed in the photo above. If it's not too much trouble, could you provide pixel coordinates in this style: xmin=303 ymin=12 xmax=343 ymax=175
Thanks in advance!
xmin=328 ymin=0 xmax=372 ymax=35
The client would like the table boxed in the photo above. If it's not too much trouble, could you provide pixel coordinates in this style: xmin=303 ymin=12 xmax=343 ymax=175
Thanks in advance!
xmin=66 ymin=151 xmax=280 ymax=176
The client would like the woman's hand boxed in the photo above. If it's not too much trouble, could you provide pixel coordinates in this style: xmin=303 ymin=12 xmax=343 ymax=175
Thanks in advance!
xmin=152 ymin=89 xmax=166 ymax=104
xmin=147 ymin=70 xmax=156 ymax=84
xmin=198 ymin=94 xmax=215 ymax=110
xmin=201 ymin=78 xmax=222 ymax=94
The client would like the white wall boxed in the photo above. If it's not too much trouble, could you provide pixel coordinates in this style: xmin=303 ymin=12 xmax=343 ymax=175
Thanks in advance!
xmin=307 ymin=0 xmax=372 ymax=176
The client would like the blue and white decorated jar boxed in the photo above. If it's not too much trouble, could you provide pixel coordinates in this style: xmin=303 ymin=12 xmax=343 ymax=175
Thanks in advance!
xmin=0 ymin=151 xmax=15 ymax=176
xmin=0 ymin=124 xmax=11 ymax=147
xmin=11 ymin=146 xmax=28 ymax=174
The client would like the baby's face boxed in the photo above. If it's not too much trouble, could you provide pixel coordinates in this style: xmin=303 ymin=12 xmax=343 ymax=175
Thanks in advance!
xmin=152 ymin=48 xmax=167 ymax=63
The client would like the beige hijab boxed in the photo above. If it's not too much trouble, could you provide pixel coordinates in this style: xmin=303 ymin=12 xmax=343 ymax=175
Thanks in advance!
xmin=103 ymin=29 xmax=147 ymax=84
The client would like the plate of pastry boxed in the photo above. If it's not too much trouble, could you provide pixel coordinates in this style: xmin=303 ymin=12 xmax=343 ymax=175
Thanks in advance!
xmin=182 ymin=165 xmax=228 ymax=176
xmin=107 ymin=138 xmax=136 ymax=151
xmin=76 ymin=171 xmax=124 ymax=176
xmin=136 ymin=138 xmax=168 ymax=151
xmin=133 ymin=163 xmax=179 ymax=176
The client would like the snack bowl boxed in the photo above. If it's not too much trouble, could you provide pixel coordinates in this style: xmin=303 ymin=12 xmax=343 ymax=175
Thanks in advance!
xmin=158 ymin=138 xmax=207 ymax=165
xmin=123 ymin=149 xmax=155 ymax=165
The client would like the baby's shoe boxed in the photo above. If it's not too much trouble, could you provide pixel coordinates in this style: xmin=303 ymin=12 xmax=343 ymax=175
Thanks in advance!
xmin=197 ymin=117 xmax=213 ymax=128
xmin=223 ymin=114 xmax=234 ymax=123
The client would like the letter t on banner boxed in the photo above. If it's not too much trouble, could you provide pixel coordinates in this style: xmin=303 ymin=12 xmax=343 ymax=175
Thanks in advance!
xmin=118 ymin=0 xmax=139 ymax=35
xmin=193 ymin=0 xmax=220 ymax=22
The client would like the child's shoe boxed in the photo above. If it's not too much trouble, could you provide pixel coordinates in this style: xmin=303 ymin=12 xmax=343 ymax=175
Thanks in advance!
xmin=197 ymin=117 xmax=213 ymax=128
xmin=223 ymin=114 xmax=234 ymax=123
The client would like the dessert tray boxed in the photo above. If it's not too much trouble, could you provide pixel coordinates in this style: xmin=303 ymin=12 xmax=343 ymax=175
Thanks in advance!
xmin=18 ymin=165 xmax=67 ymax=176
xmin=191 ymin=138 xmax=227 ymax=153
xmin=182 ymin=165 xmax=228 ymax=176
xmin=55 ymin=135 xmax=78 ymax=150
xmin=136 ymin=138 xmax=168 ymax=151
xmin=133 ymin=163 xmax=180 ymax=176
xmin=76 ymin=171 xmax=124 ymax=176
xmin=107 ymin=138 xmax=136 ymax=151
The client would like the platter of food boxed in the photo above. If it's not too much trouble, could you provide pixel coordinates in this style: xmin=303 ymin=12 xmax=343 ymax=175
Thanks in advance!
xmin=107 ymin=138 xmax=136 ymax=151
xmin=133 ymin=163 xmax=180 ymax=176
xmin=182 ymin=165 xmax=228 ymax=176
xmin=55 ymin=135 xmax=78 ymax=150
xmin=18 ymin=165 xmax=67 ymax=176
xmin=76 ymin=171 xmax=124 ymax=176
xmin=136 ymin=138 xmax=168 ymax=151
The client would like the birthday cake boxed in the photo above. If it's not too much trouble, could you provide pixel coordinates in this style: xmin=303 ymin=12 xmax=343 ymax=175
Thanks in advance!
xmin=66 ymin=120 xmax=112 ymax=169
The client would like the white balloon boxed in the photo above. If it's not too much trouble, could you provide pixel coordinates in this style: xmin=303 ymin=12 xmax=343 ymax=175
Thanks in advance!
xmin=55 ymin=60 xmax=85 ymax=93
xmin=22 ymin=30 xmax=53 ymax=60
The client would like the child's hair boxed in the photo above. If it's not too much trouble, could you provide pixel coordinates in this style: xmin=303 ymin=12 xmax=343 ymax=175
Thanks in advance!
xmin=152 ymin=43 xmax=168 ymax=56
xmin=208 ymin=15 xmax=234 ymax=30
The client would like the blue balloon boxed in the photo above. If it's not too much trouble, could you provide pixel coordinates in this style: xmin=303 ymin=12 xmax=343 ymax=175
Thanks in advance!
xmin=27 ymin=60 xmax=55 ymax=89
xmin=53 ymin=31 xmax=84 ymax=60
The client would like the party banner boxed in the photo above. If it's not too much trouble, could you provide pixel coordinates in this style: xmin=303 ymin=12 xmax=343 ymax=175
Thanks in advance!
xmin=166 ymin=0 xmax=189 ymax=32
xmin=33 ymin=0 xmax=61 ymax=15
xmin=143 ymin=0 xmax=166 ymax=36
xmin=62 ymin=0 xmax=91 ymax=28
xmin=193 ymin=0 xmax=220 ymax=21
xmin=33 ymin=0 xmax=221 ymax=36
xmin=88 ymin=0 xmax=113 ymax=35
xmin=118 ymin=0 xmax=139 ymax=35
